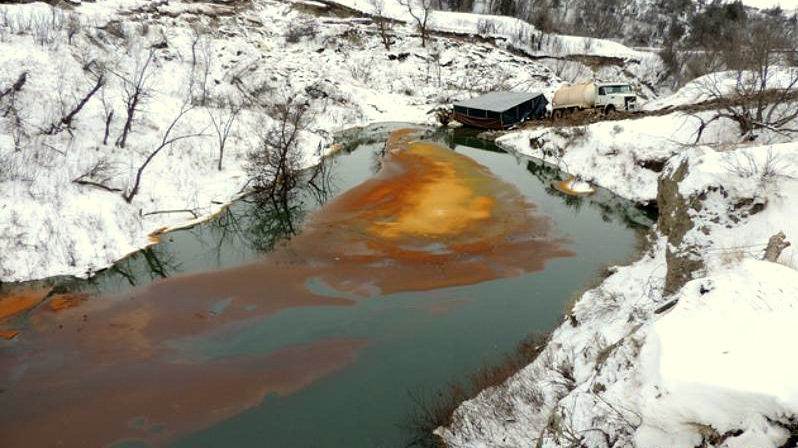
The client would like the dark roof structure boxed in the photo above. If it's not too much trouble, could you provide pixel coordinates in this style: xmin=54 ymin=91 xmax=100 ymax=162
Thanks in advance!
xmin=453 ymin=91 xmax=547 ymax=129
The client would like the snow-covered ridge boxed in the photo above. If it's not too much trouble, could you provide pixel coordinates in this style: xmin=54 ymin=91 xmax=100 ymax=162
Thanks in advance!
xmin=645 ymin=67 xmax=798 ymax=111
xmin=329 ymin=0 xmax=658 ymax=61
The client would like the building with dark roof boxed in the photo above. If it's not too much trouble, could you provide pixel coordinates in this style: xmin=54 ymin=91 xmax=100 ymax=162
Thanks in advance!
xmin=453 ymin=91 xmax=548 ymax=129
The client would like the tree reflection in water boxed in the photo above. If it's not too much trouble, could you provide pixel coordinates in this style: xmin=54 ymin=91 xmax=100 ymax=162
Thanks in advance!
xmin=242 ymin=193 xmax=305 ymax=252
xmin=95 ymin=245 xmax=179 ymax=289
xmin=207 ymin=154 xmax=336 ymax=255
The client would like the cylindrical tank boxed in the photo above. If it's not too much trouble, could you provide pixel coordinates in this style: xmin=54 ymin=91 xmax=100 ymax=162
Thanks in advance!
xmin=552 ymin=82 xmax=597 ymax=110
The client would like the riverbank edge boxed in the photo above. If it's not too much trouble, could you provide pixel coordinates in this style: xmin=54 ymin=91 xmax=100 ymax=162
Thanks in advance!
xmin=436 ymin=129 xmax=798 ymax=446
xmin=417 ymin=136 xmax=657 ymax=445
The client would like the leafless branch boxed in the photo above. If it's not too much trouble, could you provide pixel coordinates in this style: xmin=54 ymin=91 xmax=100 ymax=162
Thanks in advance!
xmin=111 ymin=46 xmax=157 ymax=149
xmin=122 ymin=102 xmax=207 ymax=203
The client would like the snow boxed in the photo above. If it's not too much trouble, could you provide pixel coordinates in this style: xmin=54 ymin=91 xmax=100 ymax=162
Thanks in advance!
xmin=637 ymin=260 xmax=798 ymax=447
xmin=644 ymin=67 xmax=798 ymax=111
xmin=329 ymin=0 xmax=663 ymax=86
xmin=441 ymin=136 xmax=798 ymax=447
xmin=441 ymin=87 xmax=798 ymax=447
xmin=334 ymin=0 xmax=641 ymax=58
xmin=5 ymin=0 xmax=798 ymax=446
xmin=438 ymin=236 xmax=669 ymax=447
xmin=741 ymin=0 xmax=798 ymax=10
xmin=0 ymin=0 xmax=565 ymax=281
xmin=496 ymin=111 xmax=743 ymax=204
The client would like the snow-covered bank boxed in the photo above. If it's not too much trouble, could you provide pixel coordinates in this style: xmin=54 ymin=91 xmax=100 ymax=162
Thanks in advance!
xmin=0 ymin=0 xmax=563 ymax=282
xmin=496 ymin=111 xmax=738 ymax=204
xmin=331 ymin=0 xmax=654 ymax=60
xmin=637 ymin=259 xmax=798 ymax=446
xmin=440 ymin=116 xmax=798 ymax=446
xmin=644 ymin=67 xmax=798 ymax=111
xmin=329 ymin=0 xmax=663 ymax=95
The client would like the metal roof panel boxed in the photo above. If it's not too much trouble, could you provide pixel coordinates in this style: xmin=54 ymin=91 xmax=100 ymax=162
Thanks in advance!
xmin=453 ymin=91 xmax=545 ymax=113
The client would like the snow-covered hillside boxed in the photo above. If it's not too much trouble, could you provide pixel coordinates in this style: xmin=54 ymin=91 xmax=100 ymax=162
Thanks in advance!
xmin=0 ymin=0 xmax=665 ymax=282
xmin=335 ymin=0 xmax=664 ymax=95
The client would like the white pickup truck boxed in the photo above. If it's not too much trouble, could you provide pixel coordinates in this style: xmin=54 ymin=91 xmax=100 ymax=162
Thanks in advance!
xmin=551 ymin=82 xmax=638 ymax=119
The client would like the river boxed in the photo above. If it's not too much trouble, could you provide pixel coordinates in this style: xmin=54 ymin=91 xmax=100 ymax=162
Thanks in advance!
xmin=0 ymin=124 xmax=652 ymax=448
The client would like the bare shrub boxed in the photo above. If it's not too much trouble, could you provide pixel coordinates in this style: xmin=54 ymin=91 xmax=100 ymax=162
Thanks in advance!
xmin=399 ymin=0 xmax=433 ymax=48
xmin=348 ymin=56 xmax=375 ymax=84
xmin=511 ymin=23 xmax=532 ymax=47
xmin=476 ymin=18 xmax=496 ymax=35
xmin=72 ymin=157 xmax=121 ymax=193
xmin=31 ymin=7 xmax=65 ymax=47
xmin=207 ymin=97 xmax=242 ymax=171
xmin=724 ymin=147 xmax=784 ymax=186
xmin=405 ymin=332 xmax=550 ymax=446
xmin=285 ymin=21 xmax=318 ymax=44
xmin=369 ymin=0 xmax=394 ymax=50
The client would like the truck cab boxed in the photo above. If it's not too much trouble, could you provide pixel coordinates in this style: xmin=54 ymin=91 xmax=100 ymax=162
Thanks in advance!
xmin=596 ymin=83 xmax=637 ymax=113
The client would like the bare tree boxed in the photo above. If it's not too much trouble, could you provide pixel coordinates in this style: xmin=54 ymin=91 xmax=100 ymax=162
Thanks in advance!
xmin=0 ymin=71 xmax=28 ymax=150
xmin=692 ymin=12 xmax=798 ymax=141
xmin=188 ymin=26 xmax=212 ymax=106
xmin=207 ymin=97 xmax=241 ymax=171
xmin=426 ymin=43 xmax=443 ymax=87
xmin=46 ymin=62 xmax=105 ymax=135
xmin=246 ymin=96 xmax=310 ymax=231
xmin=369 ymin=0 xmax=394 ymax=51
xmin=100 ymin=84 xmax=114 ymax=146
xmin=122 ymin=102 xmax=205 ymax=203
xmin=112 ymin=47 xmax=157 ymax=149
xmin=305 ymin=142 xmax=334 ymax=207
xmin=399 ymin=0 xmax=434 ymax=48
xmin=572 ymin=0 xmax=620 ymax=39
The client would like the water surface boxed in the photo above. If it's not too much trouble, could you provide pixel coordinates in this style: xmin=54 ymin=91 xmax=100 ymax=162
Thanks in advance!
xmin=0 ymin=125 xmax=651 ymax=448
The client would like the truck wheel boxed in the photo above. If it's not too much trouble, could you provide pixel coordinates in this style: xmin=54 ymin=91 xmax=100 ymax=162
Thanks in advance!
xmin=552 ymin=110 xmax=562 ymax=121
xmin=604 ymin=105 xmax=616 ymax=116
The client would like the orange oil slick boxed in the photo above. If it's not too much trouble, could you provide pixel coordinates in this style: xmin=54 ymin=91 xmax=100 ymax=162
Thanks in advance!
xmin=0 ymin=288 xmax=50 ymax=321
xmin=47 ymin=292 xmax=89 ymax=312
xmin=0 ymin=130 xmax=573 ymax=447
xmin=1 ymin=338 xmax=369 ymax=448
xmin=0 ymin=329 xmax=20 ymax=340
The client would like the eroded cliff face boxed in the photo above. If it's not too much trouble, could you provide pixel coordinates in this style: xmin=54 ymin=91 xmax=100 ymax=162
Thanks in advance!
xmin=657 ymin=160 xmax=705 ymax=295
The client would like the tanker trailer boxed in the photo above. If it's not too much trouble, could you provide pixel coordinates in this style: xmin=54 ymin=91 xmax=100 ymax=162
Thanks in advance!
xmin=551 ymin=82 xmax=637 ymax=119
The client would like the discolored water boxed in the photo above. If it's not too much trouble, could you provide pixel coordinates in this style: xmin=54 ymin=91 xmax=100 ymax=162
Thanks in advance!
xmin=0 ymin=124 xmax=652 ymax=448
